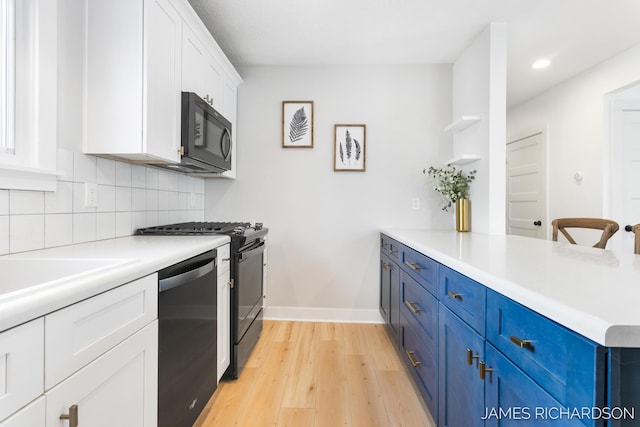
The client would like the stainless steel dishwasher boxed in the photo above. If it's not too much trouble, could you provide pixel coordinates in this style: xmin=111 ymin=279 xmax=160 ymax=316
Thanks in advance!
xmin=157 ymin=249 xmax=217 ymax=427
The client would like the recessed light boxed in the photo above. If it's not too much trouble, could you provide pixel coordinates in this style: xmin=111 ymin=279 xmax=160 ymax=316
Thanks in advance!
xmin=532 ymin=59 xmax=551 ymax=69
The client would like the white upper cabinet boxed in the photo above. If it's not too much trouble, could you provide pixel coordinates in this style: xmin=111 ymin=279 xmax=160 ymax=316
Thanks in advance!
xmin=182 ymin=23 xmax=223 ymax=111
xmin=83 ymin=0 xmax=182 ymax=163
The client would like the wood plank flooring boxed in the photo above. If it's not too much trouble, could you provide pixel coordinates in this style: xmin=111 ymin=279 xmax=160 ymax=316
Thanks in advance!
xmin=194 ymin=321 xmax=436 ymax=427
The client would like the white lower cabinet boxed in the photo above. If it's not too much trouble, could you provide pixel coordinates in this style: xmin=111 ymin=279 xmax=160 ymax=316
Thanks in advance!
xmin=217 ymin=243 xmax=231 ymax=381
xmin=46 ymin=320 xmax=158 ymax=427
xmin=0 ymin=398 xmax=45 ymax=427
xmin=0 ymin=319 xmax=44 ymax=423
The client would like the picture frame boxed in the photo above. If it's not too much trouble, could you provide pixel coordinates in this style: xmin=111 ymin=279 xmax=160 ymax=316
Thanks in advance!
xmin=282 ymin=101 xmax=314 ymax=148
xmin=334 ymin=124 xmax=366 ymax=171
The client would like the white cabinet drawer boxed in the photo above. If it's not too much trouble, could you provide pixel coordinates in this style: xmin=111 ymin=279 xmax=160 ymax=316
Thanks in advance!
xmin=217 ymin=243 xmax=231 ymax=275
xmin=0 ymin=397 xmax=44 ymax=427
xmin=45 ymin=274 xmax=158 ymax=389
xmin=0 ymin=319 xmax=44 ymax=423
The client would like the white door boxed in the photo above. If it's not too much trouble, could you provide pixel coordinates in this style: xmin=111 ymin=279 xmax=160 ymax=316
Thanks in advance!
xmin=45 ymin=321 xmax=158 ymax=427
xmin=506 ymin=132 xmax=546 ymax=238
xmin=610 ymin=100 xmax=640 ymax=253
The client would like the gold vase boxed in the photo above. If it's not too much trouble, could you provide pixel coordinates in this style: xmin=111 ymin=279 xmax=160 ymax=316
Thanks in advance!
xmin=455 ymin=199 xmax=470 ymax=232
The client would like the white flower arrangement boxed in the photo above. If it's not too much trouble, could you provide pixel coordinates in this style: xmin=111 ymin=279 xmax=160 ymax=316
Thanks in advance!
xmin=425 ymin=165 xmax=477 ymax=211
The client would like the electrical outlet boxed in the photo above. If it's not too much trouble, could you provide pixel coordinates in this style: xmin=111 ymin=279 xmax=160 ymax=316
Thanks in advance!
xmin=412 ymin=197 xmax=420 ymax=210
xmin=85 ymin=183 xmax=98 ymax=207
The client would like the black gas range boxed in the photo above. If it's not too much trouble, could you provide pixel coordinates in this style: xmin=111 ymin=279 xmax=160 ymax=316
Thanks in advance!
xmin=136 ymin=221 xmax=268 ymax=379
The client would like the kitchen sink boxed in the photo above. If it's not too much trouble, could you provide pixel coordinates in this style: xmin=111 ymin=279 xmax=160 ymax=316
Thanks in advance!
xmin=0 ymin=258 xmax=134 ymax=296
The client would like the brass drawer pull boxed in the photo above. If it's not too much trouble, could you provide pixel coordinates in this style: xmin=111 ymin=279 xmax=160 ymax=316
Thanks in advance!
xmin=60 ymin=405 xmax=79 ymax=427
xmin=510 ymin=335 xmax=534 ymax=351
xmin=382 ymin=262 xmax=391 ymax=271
xmin=479 ymin=361 xmax=494 ymax=381
xmin=466 ymin=348 xmax=479 ymax=366
xmin=448 ymin=290 xmax=463 ymax=301
xmin=405 ymin=300 xmax=422 ymax=314
xmin=390 ymin=249 xmax=398 ymax=255
xmin=405 ymin=261 xmax=421 ymax=271
xmin=405 ymin=350 xmax=421 ymax=368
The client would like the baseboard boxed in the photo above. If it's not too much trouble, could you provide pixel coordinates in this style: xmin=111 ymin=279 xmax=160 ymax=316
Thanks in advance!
xmin=263 ymin=306 xmax=384 ymax=324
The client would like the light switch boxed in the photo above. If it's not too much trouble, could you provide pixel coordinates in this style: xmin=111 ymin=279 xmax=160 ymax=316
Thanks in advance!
xmin=85 ymin=183 xmax=98 ymax=207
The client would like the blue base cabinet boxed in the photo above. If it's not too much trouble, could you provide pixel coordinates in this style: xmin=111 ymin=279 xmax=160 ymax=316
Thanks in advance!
xmin=438 ymin=306 xmax=485 ymax=427
xmin=379 ymin=234 xmax=616 ymax=427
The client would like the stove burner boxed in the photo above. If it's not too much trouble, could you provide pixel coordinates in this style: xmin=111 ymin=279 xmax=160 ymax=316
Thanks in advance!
xmin=136 ymin=221 xmax=251 ymax=236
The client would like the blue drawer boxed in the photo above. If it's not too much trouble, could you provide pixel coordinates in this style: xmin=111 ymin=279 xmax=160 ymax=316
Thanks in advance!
xmin=486 ymin=290 xmax=605 ymax=412
xmin=380 ymin=234 xmax=401 ymax=262
xmin=401 ymin=271 xmax=438 ymax=356
xmin=402 ymin=312 xmax=438 ymax=420
xmin=402 ymin=246 xmax=437 ymax=296
xmin=439 ymin=265 xmax=486 ymax=335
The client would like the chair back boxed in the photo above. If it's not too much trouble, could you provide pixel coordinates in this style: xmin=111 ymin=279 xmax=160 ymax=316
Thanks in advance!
xmin=633 ymin=224 xmax=640 ymax=255
xmin=551 ymin=218 xmax=619 ymax=249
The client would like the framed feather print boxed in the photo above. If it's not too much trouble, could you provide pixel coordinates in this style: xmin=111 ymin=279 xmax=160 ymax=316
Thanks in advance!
xmin=334 ymin=124 xmax=366 ymax=171
xmin=282 ymin=101 xmax=314 ymax=148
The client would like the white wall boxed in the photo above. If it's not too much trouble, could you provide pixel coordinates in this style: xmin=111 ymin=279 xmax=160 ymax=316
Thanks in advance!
xmin=507 ymin=42 xmax=640 ymax=243
xmin=205 ymin=65 xmax=453 ymax=322
xmin=452 ymin=23 xmax=507 ymax=235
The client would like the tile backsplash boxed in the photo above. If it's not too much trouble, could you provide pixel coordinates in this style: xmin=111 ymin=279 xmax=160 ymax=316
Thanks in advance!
xmin=0 ymin=148 xmax=206 ymax=255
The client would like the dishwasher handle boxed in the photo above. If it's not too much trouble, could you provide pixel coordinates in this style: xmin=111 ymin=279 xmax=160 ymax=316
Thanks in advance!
xmin=158 ymin=250 xmax=216 ymax=293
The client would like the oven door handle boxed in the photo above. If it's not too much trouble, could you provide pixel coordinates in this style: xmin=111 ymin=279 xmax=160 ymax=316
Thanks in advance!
xmin=239 ymin=241 xmax=266 ymax=262
xmin=159 ymin=260 xmax=215 ymax=292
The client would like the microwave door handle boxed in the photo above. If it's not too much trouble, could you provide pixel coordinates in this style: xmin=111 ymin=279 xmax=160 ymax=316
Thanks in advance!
xmin=221 ymin=128 xmax=232 ymax=160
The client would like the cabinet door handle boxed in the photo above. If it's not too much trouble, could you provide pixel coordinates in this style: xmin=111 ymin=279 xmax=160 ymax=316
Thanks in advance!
xmin=405 ymin=300 xmax=421 ymax=314
xmin=479 ymin=361 xmax=494 ymax=381
xmin=510 ymin=335 xmax=534 ymax=351
xmin=448 ymin=290 xmax=463 ymax=301
xmin=405 ymin=261 xmax=421 ymax=271
xmin=466 ymin=348 xmax=479 ymax=366
xmin=382 ymin=262 xmax=390 ymax=271
xmin=60 ymin=404 xmax=79 ymax=427
xmin=228 ymin=279 xmax=235 ymax=288
xmin=389 ymin=249 xmax=398 ymax=255
xmin=405 ymin=350 xmax=421 ymax=368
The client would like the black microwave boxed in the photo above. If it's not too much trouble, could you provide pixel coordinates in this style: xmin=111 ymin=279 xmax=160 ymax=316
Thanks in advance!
xmin=169 ymin=92 xmax=232 ymax=174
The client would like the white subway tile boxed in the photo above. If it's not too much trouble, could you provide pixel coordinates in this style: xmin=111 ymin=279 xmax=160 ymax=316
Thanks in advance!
xmin=158 ymin=211 xmax=170 ymax=225
xmin=158 ymin=190 xmax=170 ymax=210
xmin=115 ymin=161 xmax=132 ymax=187
xmin=10 ymin=190 xmax=45 ymax=215
xmin=97 ymin=185 xmax=115 ymax=212
xmin=97 ymin=158 xmax=116 ymax=185
xmin=0 ymin=216 xmax=8 ymax=255
xmin=45 ymin=214 xmax=73 ymax=248
xmin=132 ymin=211 xmax=146 ymax=230
xmin=45 ymin=181 xmax=73 ymax=214
xmin=132 ymin=188 xmax=146 ymax=212
xmin=145 ymin=211 xmax=159 ymax=227
xmin=96 ymin=212 xmax=116 ymax=240
xmin=115 ymin=212 xmax=133 ymax=237
xmin=10 ymin=214 xmax=45 ymax=253
xmin=0 ymin=190 xmax=8 ymax=215
xmin=145 ymin=167 xmax=159 ymax=190
xmin=115 ymin=187 xmax=132 ymax=212
xmin=72 ymin=213 xmax=96 ymax=244
xmin=146 ymin=189 xmax=159 ymax=211
xmin=131 ymin=165 xmax=146 ymax=188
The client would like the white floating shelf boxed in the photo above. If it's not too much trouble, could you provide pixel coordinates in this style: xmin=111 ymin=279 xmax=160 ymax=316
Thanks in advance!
xmin=446 ymin=155 xmax=481 ymax=166
xmin=444 ymin=115 xmax=481 ymax=132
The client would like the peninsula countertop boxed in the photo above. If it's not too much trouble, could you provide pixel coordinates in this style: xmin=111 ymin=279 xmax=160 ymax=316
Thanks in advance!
xmin=382 ymin=228 xmax=640 ymax=347
xmin=0 ymin=235 xmax=230 ymax=333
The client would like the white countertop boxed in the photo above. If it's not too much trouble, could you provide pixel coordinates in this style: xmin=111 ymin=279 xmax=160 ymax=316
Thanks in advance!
xmin=382 ymin=228 xmax=640 ymax=347
xmin=0 ymin=235 xmax=230 ymax=333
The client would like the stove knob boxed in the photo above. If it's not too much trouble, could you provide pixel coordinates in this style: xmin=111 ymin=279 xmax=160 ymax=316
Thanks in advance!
xmin=255 ymin=223 xmax=263 ymax=230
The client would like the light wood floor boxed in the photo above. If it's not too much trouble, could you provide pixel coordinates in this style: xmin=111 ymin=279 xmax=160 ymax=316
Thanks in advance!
xmin=194 ymin=320 xmax=436 ymax=427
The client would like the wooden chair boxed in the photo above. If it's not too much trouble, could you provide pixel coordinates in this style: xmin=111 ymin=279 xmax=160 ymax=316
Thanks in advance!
xmin=551 ymin=218 xmax=619 ymax=249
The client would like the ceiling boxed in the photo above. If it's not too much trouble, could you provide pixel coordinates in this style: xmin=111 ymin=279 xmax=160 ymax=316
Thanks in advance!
xmin=187 ymin=0 xmax=640 ymax=107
